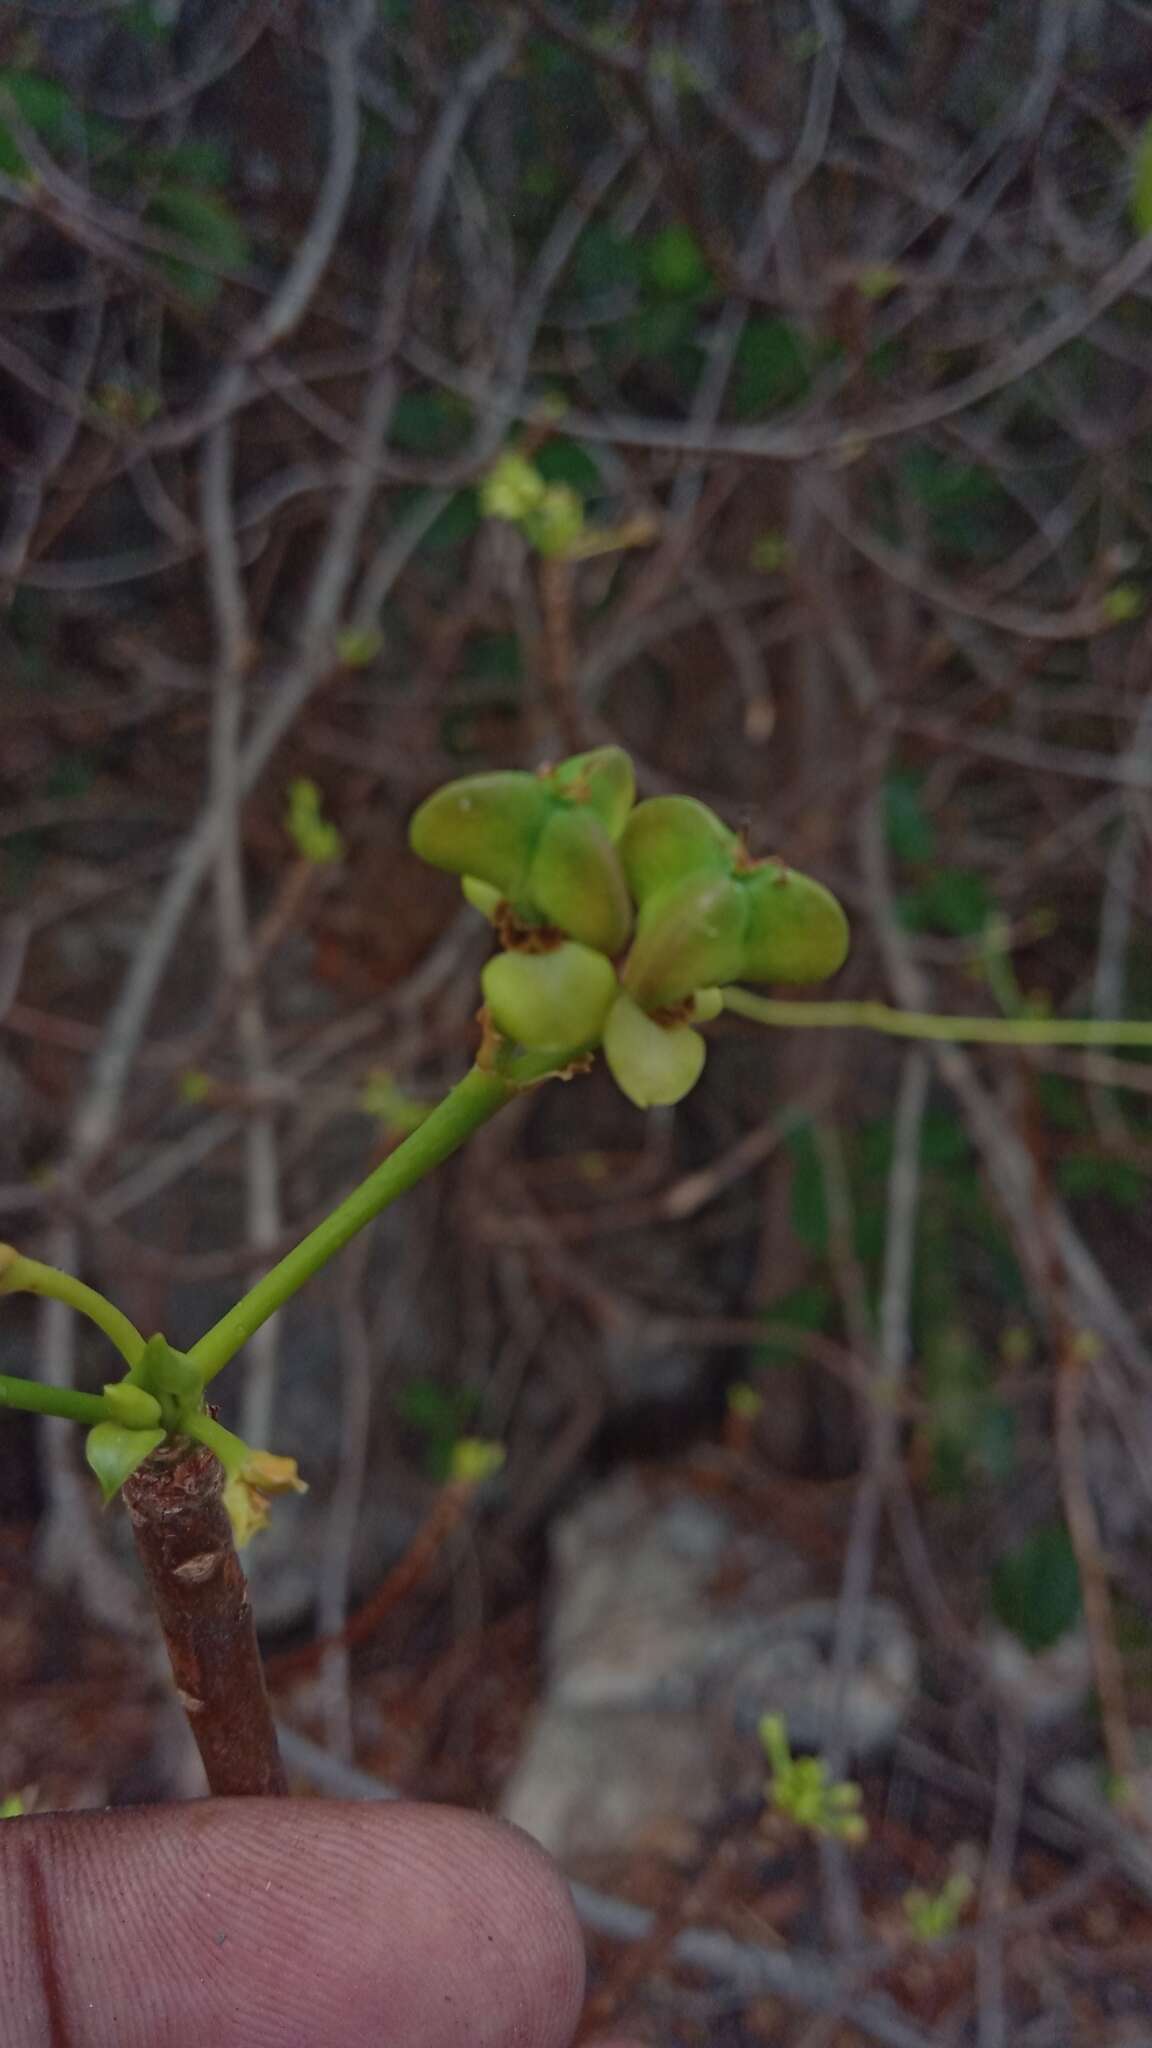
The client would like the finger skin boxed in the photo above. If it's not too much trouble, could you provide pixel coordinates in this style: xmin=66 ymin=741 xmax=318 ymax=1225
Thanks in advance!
xmin=0 ymin=1798 xmax=584 ymax=2048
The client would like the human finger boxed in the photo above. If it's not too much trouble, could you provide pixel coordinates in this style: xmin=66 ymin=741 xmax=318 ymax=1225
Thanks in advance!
xmin=1 ymin=1797 xmax=585 ymax=2048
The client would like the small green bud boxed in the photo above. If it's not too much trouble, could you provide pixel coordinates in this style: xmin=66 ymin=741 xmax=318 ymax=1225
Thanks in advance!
xmin=450 ymin=1438 xmax=506 ymax=1487
xmin=135 ymin=1334 xmax=203 ymax=1405
xmin=548 ymin=746 xmax=636 ymax=839
xmin=522 ymin=482 xmax=584 ymax=557
xmin=335 ymin=625 xmax=384 ymax=668
xmin=623 ymin=872 xmax=747 ymax=1009
xmin=603 ymin=993 xmax=707 ymax=1108
xmin=482 ymin=942 xmax=617 ymax=1049
xmin=409 ymin=771 xmax=550 ymax=899
xmin=620 ymin=796 xmax=737 ymax=905
xmin=462 ymin=874 xmax=503 ymax=921
xmin=286 ymin=777 xmax=344 ymax=864
xmin=102 ymin=1381 xmax=163 ymax=1430
xmin=481 ymin=451 xmax=546 ymax=522
xmin=528 ymin=807 xmax=632 ymax=955
xmin=85 ymin=1422 xmax=166 ymax=1504
xmin=739 ymin=864 xmax=850 ymax=984
xmin=727 ymin=1381 xmax=762 ymax=1420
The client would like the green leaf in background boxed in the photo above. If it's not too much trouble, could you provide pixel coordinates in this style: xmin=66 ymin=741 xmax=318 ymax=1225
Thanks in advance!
xmin=754 ymin=1283 xmax=834 ymax=1368
xmin=419 ymin=488 xmax=481 ymax=553
xmin=1131 ymin=116 xmax=1152 ymax=236
xmin=464 ymin=630 xmax=522 ymax=684
xmin=975 ymin=1401 xmax=1017 ymax=1484
xmin=1057 ymin=1155 xmax=1147 ymax=1209
xmin=572 ymin=222 xmax=641 ymax=296
xmin=147 ymin=185 xmax=249 ymax=305
xmin=921 ymin=1320 xmax=993 ymax=1497
xmin=391 ymin=389 xmax=472 ymax=454
xmin=535 ymin=437 xmax=602 ymax=494
xmin=991 ymin=1524 xmax=1082 ymax=1653
xmin=885 ymin=771 xmax=936 ymax=865
xmin=902 ymin=445 xmax=999 ymax=514
xmin=900 ymin=444 xmax=1009 ymax=557
xmin=900 ymin=868 xmax=991 ymax=938
xmin=624 ymin=300 xmax=700 ymax=361
xmin=396 ymin=1379 xmax=479 ymax=1479
xmin=144 ymin=137 xmax=231 ymax=187
xmin=0 ymin=70 xmax=105 ymax=177
xmin=918 ymin=1111 xmax=971 ymax=1169
xmin=120 ymin=0 xmax=171 ymax=41
xmin=643 ymin=222 xmax=712 ymax=298
xmin=1035 ymin=1073 xmax=1090 ymax=1134
xmin=734 ymin=317 xmax=811 ymax=417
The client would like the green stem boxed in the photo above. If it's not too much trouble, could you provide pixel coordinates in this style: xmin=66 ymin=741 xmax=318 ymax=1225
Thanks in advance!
xmin=722 ymin=991 xmax=1152 ymax=1049
xmin=0 ymin=1373 xmax=112 ymax=1425
xmin=0 ymin=1251 xmax=145 ymax=1368
xmin=184 ymin=1410 xmax=249 ymax=1472
xmin=189 ymin=1065 xmax=515 ymax=1383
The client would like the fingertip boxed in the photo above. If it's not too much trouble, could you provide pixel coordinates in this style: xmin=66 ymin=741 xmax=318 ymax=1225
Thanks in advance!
xmin=2 ymin=1798 xmax=586 ymax=2048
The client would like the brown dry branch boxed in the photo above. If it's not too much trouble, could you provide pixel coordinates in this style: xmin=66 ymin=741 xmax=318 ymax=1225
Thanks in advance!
xmin=123 ymin=1438 xmax=287 ymax=1798
xmin=265 ymin=1475 xmax=474 ymax=1691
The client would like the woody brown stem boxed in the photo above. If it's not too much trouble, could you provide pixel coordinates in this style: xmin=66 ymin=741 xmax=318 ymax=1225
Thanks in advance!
xmin=123 ymin=1437 xmax=287 ymax=1797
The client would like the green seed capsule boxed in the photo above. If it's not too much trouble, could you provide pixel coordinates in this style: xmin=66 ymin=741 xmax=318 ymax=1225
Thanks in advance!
xmin=548 ymin=747 xmax=636 ymax=839
xmin=740 ymin=864 xmax=850 ymax=984
xmin=409 ymin=772 xmax=549 ymax=898
xmin=101 ymin=1381 xmax=163 ymax=1430
xmin=623 ymin=871 xmax=748 ymax=1009
xmin=528 ymin=807 xmax=632 ymax=955
xmin=620 ymin=795 xmax=738 ymax=905
xmin=603 ymin=994 xmax=707 ymax=1108
xmin=482 ymin=942 xmax=618 ymax=1049
xmin=690 ymin=987 xmax=724 ymax=1023
xmin=461 ymin=875 xmax=503 ymax=922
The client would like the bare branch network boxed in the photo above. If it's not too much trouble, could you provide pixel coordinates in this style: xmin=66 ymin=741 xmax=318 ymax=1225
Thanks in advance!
xmin=3 ymin=2 xmax=1152 ymax=2040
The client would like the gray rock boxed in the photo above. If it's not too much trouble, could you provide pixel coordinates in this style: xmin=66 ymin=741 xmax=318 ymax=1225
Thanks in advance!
xmin=502 ymin=1708 xmax=719 ymax=1862
xmin=1044 ymin=1736 xmax=1152 ymax=1905
xmin=709 ymin=1598 xmax=920 ymax=1798
xmin=982 ymin=1624 xmax=1094 ymax=1729
xmin=547 ymin=1471 xmax=813 ymax=1712
xmin=501 ymin=1469 xmax=815 ymax=1858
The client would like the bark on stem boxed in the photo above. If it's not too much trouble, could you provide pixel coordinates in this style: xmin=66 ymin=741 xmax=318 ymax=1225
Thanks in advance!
xmin=124 ymin=1437 xmax=287 ymax=1797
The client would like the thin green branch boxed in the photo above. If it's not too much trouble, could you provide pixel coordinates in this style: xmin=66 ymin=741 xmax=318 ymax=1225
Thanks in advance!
xmin=721 ymin=991 xmax=1152 ymax=1049
xmin=0 ymin=1248 xmax=145 ymax=1367
xmin=184 ymin=1410 xmax=249 ymax=1471
xmin=0 ymin=1373 xmax=112 ymax=1425
xmin=189 ymin=1064 xmax=516 ymax=1383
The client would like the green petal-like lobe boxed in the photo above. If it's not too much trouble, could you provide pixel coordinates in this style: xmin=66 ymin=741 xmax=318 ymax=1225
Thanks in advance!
xmin=740 ymin=865 xmax=850 ymax=984
xmin=623 ymin=871 xmax=747 ymax=1008
xmin=603 ymin=994 xmax=707 ymax=1107
xmin=529 ymin=807 xmax=632 ymax=955
xmin=85 ymin=1422 xmax=166 ymax=1504
xmin=549 ymin=747 xmax=636 ymax=838
xmin=482 ymin=942 xmax=618 ymax=1049
xmin=409 ymin=772 xmax=549 ymax=898
xmin=461 ymin=875 xmax=503 ymax=921
xmin=620 ymin=796 xmax=737 ymax=905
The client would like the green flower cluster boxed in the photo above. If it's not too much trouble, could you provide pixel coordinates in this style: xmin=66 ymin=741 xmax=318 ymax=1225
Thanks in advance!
xmin=85 ymin=1333 xmax=305 ymax=1545
xmin=409 ymin=747 xmax=849 ymax=1109
xmin=759 ymin=1713 xmax=867 ymax=1845
xmin=479 ymin=449 xmax=585 ymax=558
